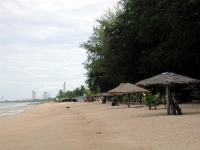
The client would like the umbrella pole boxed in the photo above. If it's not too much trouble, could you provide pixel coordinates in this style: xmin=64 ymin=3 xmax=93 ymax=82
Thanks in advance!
xmin=128 ymin=93 xmax=130 ymax=108
xmin=166 ymin=86 xmax=170 ymax=115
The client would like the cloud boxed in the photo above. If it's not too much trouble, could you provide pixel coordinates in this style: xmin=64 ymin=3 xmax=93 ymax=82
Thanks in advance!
xmin=24 ymin=67 xmax=49 ymax=71
xmin=0 ymin=0 xmax=118 ymax=100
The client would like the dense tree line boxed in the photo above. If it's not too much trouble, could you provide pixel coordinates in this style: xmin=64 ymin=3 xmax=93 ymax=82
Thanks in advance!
xmin=81 ymin=0 xmax=200 ymax=93
xmin=55 ymin=85 xmax=89 ymax=100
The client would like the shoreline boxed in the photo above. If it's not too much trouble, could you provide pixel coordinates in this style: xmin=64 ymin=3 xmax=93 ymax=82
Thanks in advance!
xmin=0 ymin=102 xmax=200 ymax=150
xmin=0 ymin=102 xmax=43 ymax=118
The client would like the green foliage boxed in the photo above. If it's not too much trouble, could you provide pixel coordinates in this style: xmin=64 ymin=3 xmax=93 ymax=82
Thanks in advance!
xmin=131 ymin=95 xmax=137 ymax=103
xmin=144 ymin=92 xmax=153 ymax=109
xmin=131 ymin=93 xmax=141 ymax=103
xmin=81 ymin=0 xmax=200 ymax=92
xmin=55 ymin=85 xmax=88 ymax=100
xmin=123 ymin=94 xmax=128 ymax=103
xmin=151 ymin=93 xmax=161 ymax=110
xmin=144 ymin=92 xmax=160 ymax=109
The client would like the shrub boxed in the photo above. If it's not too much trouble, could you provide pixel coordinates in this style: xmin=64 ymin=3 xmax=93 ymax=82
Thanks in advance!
xmin=144 ymin=92 xmax=153 ymax=109
xmin=151 ymin=93 xmax=160 ymax=110
xmin=144 ymin=92 xmax=161 ymax=110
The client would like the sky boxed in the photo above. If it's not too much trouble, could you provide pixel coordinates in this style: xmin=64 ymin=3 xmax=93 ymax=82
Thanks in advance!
xmin=0 ymin=0 xmax=119 ymax=100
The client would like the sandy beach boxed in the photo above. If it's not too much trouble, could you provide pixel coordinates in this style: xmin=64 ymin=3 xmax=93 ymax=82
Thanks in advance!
xmin=0 ymin=102 xmax=200 ymax=150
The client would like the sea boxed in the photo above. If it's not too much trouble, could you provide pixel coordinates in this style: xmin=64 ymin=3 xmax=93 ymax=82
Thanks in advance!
xmin=0 ymin=102 xmax=39 ymax=117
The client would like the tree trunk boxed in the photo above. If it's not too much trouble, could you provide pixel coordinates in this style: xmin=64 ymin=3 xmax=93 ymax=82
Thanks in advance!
xmin=170 ymin=95 xmax=177 ymax=115
xmin=173 ymin=96 xmax=182 ymax=115
xmin=166 ymin=86 xmax=170 ymax=115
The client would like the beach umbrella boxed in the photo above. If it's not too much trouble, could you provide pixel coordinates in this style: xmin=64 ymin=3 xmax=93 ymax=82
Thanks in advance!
xmin=93 ymin=93 xmax=114 ymax=104
xmin=135 ymin=72 xmax=200 ymax=115
xmin=94 ymin=93 xmax=114 ymax=97
xmin=101 ymin=93 xmax=116 ymax=103
xmin=100 ymin=93 xmax=114 ymax=97
xmin=108 ymin=83 xmax=149 ymax=108
xmin=181 ymin=85 xmax=199 ymax=91
xmin=92 ymin=94 xmax=100 ymax=98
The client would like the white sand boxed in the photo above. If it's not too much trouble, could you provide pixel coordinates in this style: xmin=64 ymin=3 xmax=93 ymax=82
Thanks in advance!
xmin=0 ymin=102 xmax=200 ymax=150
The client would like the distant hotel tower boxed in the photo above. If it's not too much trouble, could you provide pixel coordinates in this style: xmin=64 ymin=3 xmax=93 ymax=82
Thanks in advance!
xmin=44 ymin=92 xmax=48 ymax=100
xmin=63 ymin=81 xmax=67 ymax=92
xmin=32 ymin=90 xmax=36 ymax=99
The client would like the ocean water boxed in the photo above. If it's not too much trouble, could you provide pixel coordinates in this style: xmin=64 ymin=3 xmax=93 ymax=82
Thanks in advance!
xmin=0 ymin=102 xmax=37 ymax=117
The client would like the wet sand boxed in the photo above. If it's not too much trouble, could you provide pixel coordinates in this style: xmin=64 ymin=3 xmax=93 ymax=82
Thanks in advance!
xmin=0 ymin=102 xmax=200 ymax=150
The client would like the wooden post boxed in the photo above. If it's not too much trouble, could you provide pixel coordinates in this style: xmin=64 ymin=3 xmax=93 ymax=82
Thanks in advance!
xmin=128 ymin=93 xmax=130 ymax=108
xmin=166 ymin=86 xmax=170 ymax=115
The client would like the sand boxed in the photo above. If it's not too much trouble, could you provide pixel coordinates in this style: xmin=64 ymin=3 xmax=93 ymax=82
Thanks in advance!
xmin=0 ymin=102 xmax=200 ymax=150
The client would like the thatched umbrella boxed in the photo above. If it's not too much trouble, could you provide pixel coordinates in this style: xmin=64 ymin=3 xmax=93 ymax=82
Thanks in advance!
xmin=100 ymin=93 xmax=113 ymax=97
xmin=182 ymin=85 xmax=199 ymax=91
xmin=93 ymin=93 xmax=114 ymax=103
xmin=108 ymin=83 xmax=149 ymax=108
xmin=135 ymin=72 xmax=200 ymax=115
xmin=93 ymin=93 xmax=113 ymax=97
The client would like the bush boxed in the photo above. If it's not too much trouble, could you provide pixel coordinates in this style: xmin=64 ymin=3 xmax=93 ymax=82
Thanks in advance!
xmin=144 ymin=92 xmax=160 ymax=110
xmin=129 ymin=93 xmax=142 ymax=104
xmin=123 ymin=95 xmax=128 ymax=104
xmin=144 ymin=92 xmax=153 ymax=109
xmin=151 ymin=94 xmax=160 ymax=110
xmin=161 ymin=94 xmax=166 ymax=109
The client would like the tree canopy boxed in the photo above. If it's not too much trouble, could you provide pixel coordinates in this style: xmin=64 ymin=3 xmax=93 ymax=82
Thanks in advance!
xmin=81 ymin=0 xmax=200 ymax=93
xmin=55 ymin=85 xmax=88 ymax=100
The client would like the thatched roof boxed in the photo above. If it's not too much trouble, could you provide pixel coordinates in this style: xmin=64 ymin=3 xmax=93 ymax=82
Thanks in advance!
xmin=135 ymin=72 xmax=200 ymax=87
xmin=108 ymin=83 xmax=149 ymax=94
xmin=182 ymin=86 xmax=199 ymax=91
xmin=94 ymin=93 xmax=113 ymax=97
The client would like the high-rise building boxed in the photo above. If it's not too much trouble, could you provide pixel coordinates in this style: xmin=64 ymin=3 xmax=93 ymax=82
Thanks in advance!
xmin=63 ymin=81 xmax=67 ymax=92
xmin=32 ymin=90 xmax=36 ymax=99
xmin=44 ymin=92 xmax=48 ymax=100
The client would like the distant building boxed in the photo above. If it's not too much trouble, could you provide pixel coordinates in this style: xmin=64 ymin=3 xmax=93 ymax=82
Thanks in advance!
xmin=32 ymin=90 xmax=36 ymax=99
xmin=44 ymin=92 xmax=48 ymax=100
xmin=63 ymin=81 xmax=67 ymax=92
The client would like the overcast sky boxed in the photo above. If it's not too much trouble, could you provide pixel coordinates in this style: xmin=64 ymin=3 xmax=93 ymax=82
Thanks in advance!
xmin=0 ymin=0 xmax=119 ymax=100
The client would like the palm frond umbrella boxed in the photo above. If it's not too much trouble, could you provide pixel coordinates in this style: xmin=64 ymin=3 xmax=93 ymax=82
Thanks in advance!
xmin=100 ymin=93 xmax=114 ymax=97
xmin=93 ymin=93 xmax=113 ymax=97
xmin=93 ymin=93 xmax=114 ymax=103
xmin=108 ymin=83 xmax=149 ymax=108
xmin=135 ymin=72 xmax=200 ymax=115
